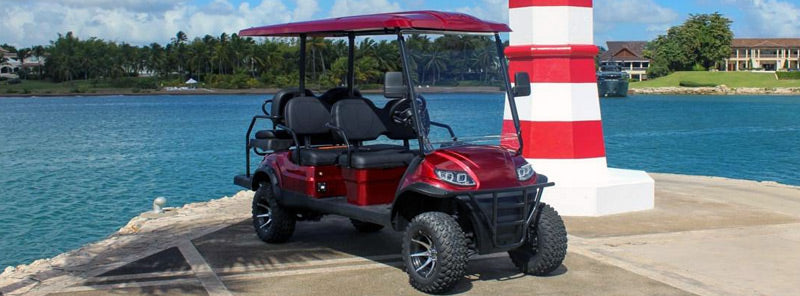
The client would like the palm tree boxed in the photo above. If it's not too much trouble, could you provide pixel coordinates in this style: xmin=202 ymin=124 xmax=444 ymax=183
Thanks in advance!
xmin=308 ymin=37 xmax=327 ymax=82
xmin=424 ymin=49 xmax=447 ymax=85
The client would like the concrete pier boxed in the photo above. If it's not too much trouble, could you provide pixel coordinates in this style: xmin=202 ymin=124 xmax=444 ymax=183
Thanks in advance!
xmin=1 ymin=173 xmax=799 ymax=295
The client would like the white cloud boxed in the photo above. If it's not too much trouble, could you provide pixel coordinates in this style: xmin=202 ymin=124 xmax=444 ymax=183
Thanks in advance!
xmin=328 ymin=0 xmax=402 ymax=18
xmin=293 ymin=0 xmax=320 ymax=21
xmin=0 ymin=0 xmax=319 ymax=48
xmin=736 ymin=0 xmax=800 ymax=37
xmin=456 ymin=0 xmax=508 ymax=23
xmin=594 ymin=0 xmax=679 ymax=34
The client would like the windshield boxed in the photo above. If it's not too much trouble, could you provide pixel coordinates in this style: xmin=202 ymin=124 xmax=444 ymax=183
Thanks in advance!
xmin=401 ymin=33 xmax=518 ymax=152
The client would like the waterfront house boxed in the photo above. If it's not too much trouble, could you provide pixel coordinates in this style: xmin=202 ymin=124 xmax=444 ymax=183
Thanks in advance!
xmin=598 ymin=41 xmax=650 ymax=81
xmin=724 ymin=38 xmax=800 ymax=71
xmin=1 ymin=48 xmax=46 ymax=79
xmin=599 ymin=38 xmax=800 ymax=78
xmin=0 ymin=47 xmax=20 ymax=78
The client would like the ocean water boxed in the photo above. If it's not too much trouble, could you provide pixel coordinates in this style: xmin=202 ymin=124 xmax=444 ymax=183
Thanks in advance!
xmin=0 ymin=93 xmax=798 ymax=267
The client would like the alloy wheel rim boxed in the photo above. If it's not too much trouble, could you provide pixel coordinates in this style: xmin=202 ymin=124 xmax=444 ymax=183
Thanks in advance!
xmin=409 ymin=231 xmax=438 ymax=278
xmin=255 ymin=202 xmax=272 ymax=230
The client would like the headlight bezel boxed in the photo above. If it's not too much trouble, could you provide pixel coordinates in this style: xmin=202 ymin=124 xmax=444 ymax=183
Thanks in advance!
xmin=434 ymin=169 xmax=476 ymax=187
xmin=516 ymin=163 xmax=535 ymax=181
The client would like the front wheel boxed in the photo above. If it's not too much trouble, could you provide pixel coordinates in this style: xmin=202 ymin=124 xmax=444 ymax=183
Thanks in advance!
xmin=508 ymin=202 xmax=567 ymax=275
xmin=252 ymin=183 xmax=295 ymax=243
xmin=402 ymin=212 xmax=468 ymax=294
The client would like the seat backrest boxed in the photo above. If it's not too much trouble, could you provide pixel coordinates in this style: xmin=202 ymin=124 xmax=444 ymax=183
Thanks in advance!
xmin=318 ymin=87 xmax=362 ymax=107
xmin=330 ymin=98 xmax=387 ymax=142
xmin=270 ymin=88 xmax=314 ymax=123
xmin=285 ymin=97 xmax=331 ymax=136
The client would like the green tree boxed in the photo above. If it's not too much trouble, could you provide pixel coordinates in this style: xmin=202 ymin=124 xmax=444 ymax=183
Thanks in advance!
xmin=645 ymin=12 xmax=733 ymax=78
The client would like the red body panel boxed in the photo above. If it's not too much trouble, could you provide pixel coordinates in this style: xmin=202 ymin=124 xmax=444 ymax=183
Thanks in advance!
xmin=342 ymin=167 xmax=407 ymax=206
xmin=265 ymin=146 xmax=533 ymax=204
xmin=239 ymin=11 xmax=510 ymax=37
xmin=399 ymin=146 xmax=536 ymax=193
xmin=266 ymin=152 xmax=346 ymax=198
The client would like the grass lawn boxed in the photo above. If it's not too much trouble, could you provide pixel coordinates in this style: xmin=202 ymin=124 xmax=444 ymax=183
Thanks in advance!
xmin=630 ymin=71 xmax=800 ymax=88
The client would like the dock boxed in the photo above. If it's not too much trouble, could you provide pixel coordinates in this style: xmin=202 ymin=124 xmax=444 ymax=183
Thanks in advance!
xmin=1 ymin=173 xmax=799 ymax=295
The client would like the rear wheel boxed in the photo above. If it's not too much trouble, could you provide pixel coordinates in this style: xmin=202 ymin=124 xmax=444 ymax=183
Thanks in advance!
xmin=252 ymin=183 xmax=295 ymax=243
xmin=402 ymin=212 xmax=468 ymax=294
xmin=508 ymin=202 xmax=567 ymax=275
xmin=350 ymin=219 xmax=384 ymax=233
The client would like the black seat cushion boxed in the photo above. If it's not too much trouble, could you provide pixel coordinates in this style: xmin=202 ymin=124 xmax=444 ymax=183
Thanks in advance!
xmin=255 ymin=129 xmax=291 ymax=139
xmin=339 ymin=149 xmax=416 ymax=169
xmin=296 ymin=148 xmax=344 ymax=166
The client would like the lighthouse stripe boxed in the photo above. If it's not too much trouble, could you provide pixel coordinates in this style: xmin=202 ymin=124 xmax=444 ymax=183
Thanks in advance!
xmin=504 ymin=83 xmax=601 ymax=122
xmin=502 ymin=120 xmax=606 ymax=159
xmin=509 ymin=6 xmax=593 ymax=45
xmin=509 ymin=0 xmax=593 ymax=8
xmin=508 ymin=57 xmax=597 ymax=83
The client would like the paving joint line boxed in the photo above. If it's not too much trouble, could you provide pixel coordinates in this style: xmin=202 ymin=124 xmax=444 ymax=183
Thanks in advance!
xmin=177 ymin=240 xmax=233 ymax=296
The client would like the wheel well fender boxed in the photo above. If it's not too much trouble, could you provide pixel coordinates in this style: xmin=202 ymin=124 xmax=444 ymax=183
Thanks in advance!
xmin=391 ymin=186 xmax=475 ymax=236
xmin=252 ymin=166 xmax=280 ymax=197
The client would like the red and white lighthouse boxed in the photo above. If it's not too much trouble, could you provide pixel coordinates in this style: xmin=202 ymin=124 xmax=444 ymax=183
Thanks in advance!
xmin=503 ymin=0 xmax=654 ymax=216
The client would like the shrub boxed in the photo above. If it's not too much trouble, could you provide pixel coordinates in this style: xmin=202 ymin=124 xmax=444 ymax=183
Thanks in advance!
xmin=679 ymin=81 xmax=717 ymax=87
xmin=691 ymin=63 xmax=707 ymax=71
xmin=777 ymin=72 xmax=800 ymax=80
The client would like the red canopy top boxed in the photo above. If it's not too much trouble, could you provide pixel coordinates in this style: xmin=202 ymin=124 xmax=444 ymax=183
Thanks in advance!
xmin=239 ymin=11 xmax=511 ymax=37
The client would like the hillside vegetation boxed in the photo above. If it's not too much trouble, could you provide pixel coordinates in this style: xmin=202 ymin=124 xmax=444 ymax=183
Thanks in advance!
xmin=631 ymin=72 xmax=800 ymax=88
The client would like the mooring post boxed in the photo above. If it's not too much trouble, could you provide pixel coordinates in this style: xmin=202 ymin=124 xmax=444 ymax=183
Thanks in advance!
xmin=153 ymin=196 xmax=167 ymax=214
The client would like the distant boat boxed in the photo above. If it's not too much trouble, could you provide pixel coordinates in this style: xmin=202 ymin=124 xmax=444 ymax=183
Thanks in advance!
xmin=597 ymin=62 xmax=629 ymax=97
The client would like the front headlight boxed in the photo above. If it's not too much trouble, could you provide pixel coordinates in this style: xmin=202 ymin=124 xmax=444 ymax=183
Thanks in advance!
xmin=516 ymin=163 xmax=535 ymax=181
xmin=435 ymin=169 xmax=476 ymax=187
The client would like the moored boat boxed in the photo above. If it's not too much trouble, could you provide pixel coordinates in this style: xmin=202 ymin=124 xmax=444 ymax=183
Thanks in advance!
xmin=597 ymin=62 xmax=629 ymax=97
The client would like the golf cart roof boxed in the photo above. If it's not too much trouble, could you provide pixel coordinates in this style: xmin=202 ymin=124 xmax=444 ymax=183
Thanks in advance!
xmin=239 ymin=10 xmax=511 ymax=37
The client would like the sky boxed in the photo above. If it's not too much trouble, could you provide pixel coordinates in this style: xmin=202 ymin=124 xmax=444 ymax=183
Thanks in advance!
xmin=1 ymin=0 xmax=798 ymax=49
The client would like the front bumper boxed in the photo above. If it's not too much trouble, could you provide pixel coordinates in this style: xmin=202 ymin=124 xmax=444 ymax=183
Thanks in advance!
xmin=455 ymin=174 xmax=554 ymax=254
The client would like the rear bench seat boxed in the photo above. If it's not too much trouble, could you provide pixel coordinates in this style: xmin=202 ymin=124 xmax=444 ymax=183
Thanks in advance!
xmin=330 ymin=98 xmax=417 ymax=169
xmin=284 ymin=96 xmax=344 ymax=166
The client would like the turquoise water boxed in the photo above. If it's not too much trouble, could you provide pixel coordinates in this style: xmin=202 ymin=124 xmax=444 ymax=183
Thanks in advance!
xmin=0 ymin=93 xmax=798 ymax=267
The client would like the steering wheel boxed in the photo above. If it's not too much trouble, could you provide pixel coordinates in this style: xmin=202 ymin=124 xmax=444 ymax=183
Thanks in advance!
xmin=388 ymin=95 xmax=430 ymax=134
xmin=388 ymin=98 xmax=413 ymax=126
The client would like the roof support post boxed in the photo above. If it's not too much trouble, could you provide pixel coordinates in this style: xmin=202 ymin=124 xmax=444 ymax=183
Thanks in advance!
xmin=299 ymin=34 xmax=307 ymax=91
xmin=347 ymin=33 xmax=356 ymax=96
xmin=397 ymin=32 xmax=428 ymax=154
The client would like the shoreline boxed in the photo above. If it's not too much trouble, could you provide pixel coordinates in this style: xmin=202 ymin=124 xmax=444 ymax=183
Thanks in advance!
xmin=4 ymin=86 xmax=800 ymax=98
xmin=0 ymin=86 xmax=504 ymax=98
xmin=630 ymin=86 xmax=800 ymax=95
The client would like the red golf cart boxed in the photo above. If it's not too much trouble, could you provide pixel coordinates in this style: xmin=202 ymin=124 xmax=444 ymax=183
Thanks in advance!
xmin=234 ymin=11 xmax=567 ymax=293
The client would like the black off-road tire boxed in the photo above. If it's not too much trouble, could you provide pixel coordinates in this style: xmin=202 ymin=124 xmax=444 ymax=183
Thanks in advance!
xmin=252 ymin=183 xmax=295 ymax=243
xmin=350 ymin=219 xmax=384 ymax=233
xmin=508 ymin=202 xmax=567 ymax=275
xmin=402 ymin=212 xmax=468 ymax=294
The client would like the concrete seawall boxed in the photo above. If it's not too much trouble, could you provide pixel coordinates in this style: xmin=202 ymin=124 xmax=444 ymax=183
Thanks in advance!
xmin=631 ymin=86 xmax=800 ymax=95
xmin=2 ymin=173 xmax=799 ymax=295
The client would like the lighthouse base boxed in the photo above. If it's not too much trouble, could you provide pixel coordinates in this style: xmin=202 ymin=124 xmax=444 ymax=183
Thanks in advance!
xmin=531 ymin=159 xmax=654 ymax=216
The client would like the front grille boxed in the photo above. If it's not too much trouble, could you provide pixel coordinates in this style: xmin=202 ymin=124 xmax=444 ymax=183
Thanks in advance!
xmin=462 ymin=185 xmax=546 ymax=248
